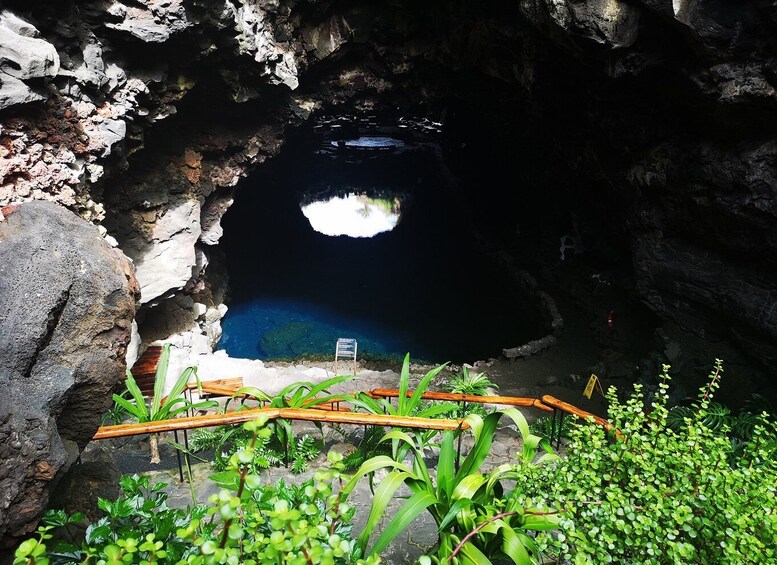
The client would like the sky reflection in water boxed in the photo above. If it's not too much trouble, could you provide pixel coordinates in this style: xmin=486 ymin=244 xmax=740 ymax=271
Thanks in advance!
xmin=300 ymin=193 xmax=402 ymax=238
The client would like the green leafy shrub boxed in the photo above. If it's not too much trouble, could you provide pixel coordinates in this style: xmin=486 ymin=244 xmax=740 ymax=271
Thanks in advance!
xmin=15 ymin=474 xmax=209 ymax=564
xmin=16 ymin=417 xmax=376 ymax=565
xmin=190 ymin=419 xmax=322 ymax=474
xmin=512 ymin=360 xmax=777 ymax=564
xmin=347 ymin=409 xmax=559 ymax=564
xmin=184 ymin=416 xmax=377 ymax=564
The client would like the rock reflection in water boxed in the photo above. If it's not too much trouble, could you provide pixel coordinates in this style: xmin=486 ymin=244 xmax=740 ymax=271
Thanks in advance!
xmin=300 ymin=193 xmax=401 ymax=238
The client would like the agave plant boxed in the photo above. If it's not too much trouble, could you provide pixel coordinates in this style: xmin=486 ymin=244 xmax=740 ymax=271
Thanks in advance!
xmin=113 ymin=344 xmax=218 ymax=463
xmin=445 ymin=366 xmax=499 ymax=418
xmin=446 ymin=366 xmax=499 ymax=397
xmin=344 ymin=408 xmax=559 ymax=564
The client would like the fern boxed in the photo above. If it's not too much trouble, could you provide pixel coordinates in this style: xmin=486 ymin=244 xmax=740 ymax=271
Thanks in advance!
xmin=342 ymin=426 xmax=391 ymax=472
xmin=529 ymin=414 xmax=573 ymax=441
xmin=291 ymin=458 xmax=308 ymax=474
xmin=189 ymin=428 xmax=222 ymax=452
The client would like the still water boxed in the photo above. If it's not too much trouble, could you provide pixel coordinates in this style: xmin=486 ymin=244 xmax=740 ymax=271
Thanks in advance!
xmin=218 ymin=121 xmax=541 ymax=362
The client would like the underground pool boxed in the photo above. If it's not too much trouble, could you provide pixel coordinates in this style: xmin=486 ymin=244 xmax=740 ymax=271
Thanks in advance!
xmin=218 ymin=117 xmax=543 ymax=363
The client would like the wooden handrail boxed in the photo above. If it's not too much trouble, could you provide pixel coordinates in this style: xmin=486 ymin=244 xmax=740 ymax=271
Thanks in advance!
xmin=164 ymin=384 xmax=351 ymax=411
xmin=540 ymin=395 xmax=621 ymax=438
xmin=277 ymin=408 xmax=469 ymax=431
xmin=93 ymin=408 xmax=281 ymax=439
xmin=367 ymin=388 xmax=554 ymax=413
xmin=198 ymin=384 xmax=353 ymax=411
xmin=93 ymin=408 xmax=469 ymax=440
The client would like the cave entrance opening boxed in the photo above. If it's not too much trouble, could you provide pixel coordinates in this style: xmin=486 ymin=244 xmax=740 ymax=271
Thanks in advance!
xmin=217 ymin=116 xmax=543 ymax=363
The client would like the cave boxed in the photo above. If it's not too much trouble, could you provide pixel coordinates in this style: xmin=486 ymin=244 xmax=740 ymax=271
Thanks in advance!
xmin=218 ymin=114 xmax=546 ymax=362
xmin=1 ymin=0 xmax=776 ymax=547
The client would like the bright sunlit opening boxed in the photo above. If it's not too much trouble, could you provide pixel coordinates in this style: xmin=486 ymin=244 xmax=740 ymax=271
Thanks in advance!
xmin=301 ymin=193 xmax=402 ymax=237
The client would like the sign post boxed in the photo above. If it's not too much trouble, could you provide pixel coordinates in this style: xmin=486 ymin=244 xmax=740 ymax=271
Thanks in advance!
xmin=583 ymin=374 xmax=605 ymax=399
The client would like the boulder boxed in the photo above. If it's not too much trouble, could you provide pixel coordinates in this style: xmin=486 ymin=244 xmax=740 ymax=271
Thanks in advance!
xmin=104 ymin=0 xmax=192 ymax=43
xmin=0 ymin=74 xmax=46 ymax=110
xmin=0 ymin=11 xmax=59 ymax=110
xmin=0 ymin=12 xmax=59 ymax=80
xmin=0 ymin=201 xmax=138 ymax=548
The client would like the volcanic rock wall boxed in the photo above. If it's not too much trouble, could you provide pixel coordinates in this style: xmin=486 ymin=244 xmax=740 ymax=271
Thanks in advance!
xmin=0 ymin=1 xmax=774 ymax=361
xmin=0 ymin=201 xmax=138 ymax=547
xmin=0 ymin=0 xmax=776 ymax=542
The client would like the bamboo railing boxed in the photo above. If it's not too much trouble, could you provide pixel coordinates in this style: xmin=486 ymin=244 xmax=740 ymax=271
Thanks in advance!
xmin=93 ymin=407 xmax=468 ymax=440
xmin=105 ymin=378 xmax=615 ymax=444
xmin=540 ymin=395 xmax=613 ymax=430
xmin=175 ymin=382 xmax=352 ymax=411
xmin=93 ymin=407 xmax=281 ymax=439
xmin=367 ymin=388 xmax=554 ymax=413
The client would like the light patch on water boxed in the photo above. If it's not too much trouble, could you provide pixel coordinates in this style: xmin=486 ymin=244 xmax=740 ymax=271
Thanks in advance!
xmin=301 ymin=193 xmax=401 ymax=237
xmin=330 ymin=136 xmax=405 ymax=148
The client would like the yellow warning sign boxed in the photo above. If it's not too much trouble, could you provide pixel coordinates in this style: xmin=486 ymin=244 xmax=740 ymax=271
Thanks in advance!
xmin=583 ymin=374 xmax=604 ymax=399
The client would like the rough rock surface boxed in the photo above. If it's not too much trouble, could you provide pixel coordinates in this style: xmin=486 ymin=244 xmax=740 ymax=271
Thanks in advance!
xmin=0 ymin=201 xmax=138 ymax=547
xmin=47 ymin=444 xmax=122 ymax=525
xmin=0 ymin=0 xmax=771 ymax=357
xmin=0 ymin=1 xmax=774 ymax=519
xmin=0 ymin=12 xmax=59 ymax=109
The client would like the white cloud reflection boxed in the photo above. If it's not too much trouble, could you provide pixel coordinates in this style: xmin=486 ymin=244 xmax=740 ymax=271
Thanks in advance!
xmin=301 ymin=193 xmax=401 ymax=237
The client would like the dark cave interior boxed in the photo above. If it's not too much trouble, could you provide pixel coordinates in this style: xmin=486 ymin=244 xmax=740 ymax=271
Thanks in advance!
xmin=87 ymin=0 xmax=777 ymax=403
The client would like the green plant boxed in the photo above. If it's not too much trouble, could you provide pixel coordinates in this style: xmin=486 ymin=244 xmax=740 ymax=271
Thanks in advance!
xmin=340 ymin=425 xmax=392 ymax=472
xmin=348 ymin=354 xmax=456 ymax=453
xmin=14 ymin=510 xmax=85 ymax=565
xmin=442 ymin=367 xmax=498 ymax=418
xmin=190 ymin=418 xmax=323 ymax=474
xmin=446 ymin=366 xmax=498 ymax=397
xmin=227 ymin=374 xmax=353 ymax=466
xmin=16 ymin=474 xmax=210 ymax=564
xmin=528 ymin=414 xmax=572 ymax=443
xmin=667 ymin=392 xmax=776 ymax=464
xmin=101 ymin=392 xmax=129 ymax=425
xmin=512 ymin=360 xmax=777 ymax=563
xmin=349 ymin=354 xmax=452 ymax=419
xmin=186 ymin=415 xmax=379 ymax=564
xmin=17 ymin=419 xmax=378 ymax=565
xmin=114 ymin=344 xmax=217 ymax=463
xmin=344 ymin=408 xmax=559 ymax=563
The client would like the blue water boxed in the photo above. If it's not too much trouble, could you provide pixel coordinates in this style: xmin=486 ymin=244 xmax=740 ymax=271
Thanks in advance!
xmin=218 ymin=131 xmax=542 ymax=363
xmin=220 ymin=297 xmax=420 ymax=359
